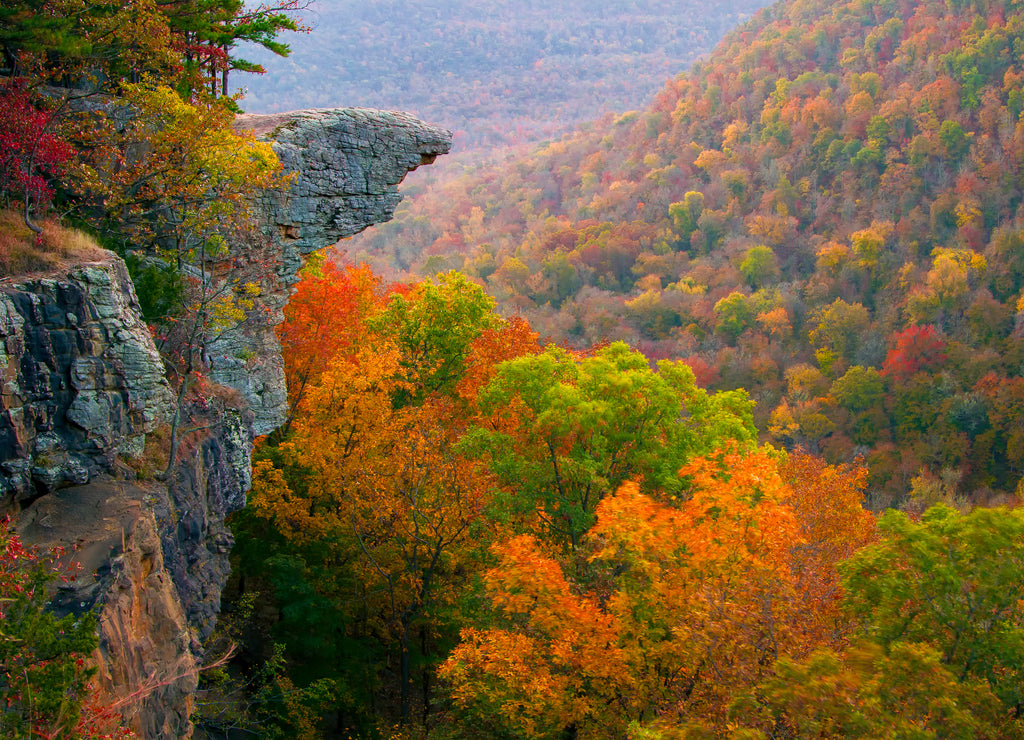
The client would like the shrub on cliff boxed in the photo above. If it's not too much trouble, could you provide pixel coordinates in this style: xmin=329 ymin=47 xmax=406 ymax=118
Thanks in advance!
xmin=0 ymin=86 xmax=74 ymax=232
xmin=0 ymin=208 xmax=107 ymax=276
xmin=0 ymin=518 xmax=132 ymax=739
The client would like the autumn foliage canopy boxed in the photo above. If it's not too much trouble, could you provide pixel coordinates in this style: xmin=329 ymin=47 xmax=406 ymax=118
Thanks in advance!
xmin=230 ymin=258 xmax=1024 ymax=738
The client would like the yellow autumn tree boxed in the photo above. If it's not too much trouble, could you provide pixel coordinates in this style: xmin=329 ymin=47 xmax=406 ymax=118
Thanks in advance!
xmin=251 ymin=341 xmax=491 ymax=723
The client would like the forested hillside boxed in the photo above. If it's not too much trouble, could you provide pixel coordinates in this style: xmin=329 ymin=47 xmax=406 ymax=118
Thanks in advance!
xmin=235 ymin=5 xmax=1024 ymax=735
xmin=231 ymin=0 xmax=770 ymax=150
xmin=233 ymin=258 xmax=1024 ymax=739
xmin=344 ymin=0 xmax=1024 ymax=506
xmin=9 ymin=0 xmax=1024 ymax=739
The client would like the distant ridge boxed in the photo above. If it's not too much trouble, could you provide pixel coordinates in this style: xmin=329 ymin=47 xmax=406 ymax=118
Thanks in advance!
xmin=232 ymin=0 xmax=772 ymax=151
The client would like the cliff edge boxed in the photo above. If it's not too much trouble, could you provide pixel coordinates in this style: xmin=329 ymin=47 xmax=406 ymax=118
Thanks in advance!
xmin=223 ymin=108 xmax=453 ymax=435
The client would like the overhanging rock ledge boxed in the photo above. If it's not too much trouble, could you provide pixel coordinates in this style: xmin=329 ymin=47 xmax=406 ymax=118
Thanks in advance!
xmin=216 ymin=108 xmax=453 ymax=435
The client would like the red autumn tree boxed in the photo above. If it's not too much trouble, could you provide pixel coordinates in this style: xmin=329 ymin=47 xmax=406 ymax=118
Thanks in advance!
xmin=277 ymin=257 xmax=389 ymax=430
xmin=0 ymin=86 xmax=74 ymax=232
xmin=881 ymin=324 xmax=948 ymax=382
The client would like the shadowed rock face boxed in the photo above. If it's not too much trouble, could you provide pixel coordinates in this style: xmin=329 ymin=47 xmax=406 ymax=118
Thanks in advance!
xmin=2 ymin=109 xmax=450 ymax=738
xmin=19 ymin=477 xmax=200 ymax=739
xmin=216 ymin=108 xmax=453 ymax=435
xmin=0 ymin=258 xmax=174 ymax=507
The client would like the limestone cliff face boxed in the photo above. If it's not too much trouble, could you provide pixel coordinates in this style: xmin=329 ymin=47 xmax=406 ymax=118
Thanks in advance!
xmin=1 ymin=108 xmax=450 ymax=739
xmin=1 ymin=256 xmax=196 ymax=736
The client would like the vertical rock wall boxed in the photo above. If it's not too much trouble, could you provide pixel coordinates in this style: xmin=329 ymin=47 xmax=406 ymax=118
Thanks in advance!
xmin=0 ymin=259 xmax=173 ymax=505
xmin=19 ymin=478 xmax=201 ymax=739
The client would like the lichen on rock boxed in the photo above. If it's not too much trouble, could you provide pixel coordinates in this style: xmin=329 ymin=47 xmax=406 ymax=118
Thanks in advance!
xmin=0 ymin=257 xmax=174 ymax=506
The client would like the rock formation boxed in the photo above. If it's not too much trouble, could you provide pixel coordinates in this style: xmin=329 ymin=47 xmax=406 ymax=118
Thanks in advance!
xmin=221 ymin=108 xmax=453 ymax=435
xmin=0 ymin=108 xmax=451 ymax=738
xmin=0 ymin=258 xmax=174 ymax=505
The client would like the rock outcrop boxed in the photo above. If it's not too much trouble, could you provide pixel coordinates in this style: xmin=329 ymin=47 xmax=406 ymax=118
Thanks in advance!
xmin=220 ymin=108 xmax=453 ymax=434
xmin=19 ymin=477 xmax=200 ymax=739
xmin=239 ymin=108 xmax=450 ymax=259
xmin=0 ymin=257 xmax=174 ymax=506
xmin=1 ymin=108 xmax=450 ymax=738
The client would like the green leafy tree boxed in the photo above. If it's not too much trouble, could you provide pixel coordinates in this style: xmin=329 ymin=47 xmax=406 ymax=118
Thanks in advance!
xmin=734 ymin=641 xmax=1007 ymax=739
xmin=808 ymin=299 xmax=871 ymax=374
xmin=829 ymin=366 xmax=884 ymax=412
xmin=668 ymin=190 xmax=704 ymax=249
xmin=0 ymin=519 xmax=132 ymax=739
xmin=461 ymin=341 xmax=756 ymax=553
xmin=938 ymin=119 xmax=970 ymax=161
xmin=840 ymin=504 xmax=1024 ymax=714
xmin=739 ymin=245 xmax=780 ymax=288
xmin=829 ymin=365 xmax=886 ymax=443
xmin=368 ymin=271 xmax=501 ymax=406
xmin=714 ymin=291 xmax=756 ymax=342
xmin=731 ymin=503 xmax=1024 ymax=739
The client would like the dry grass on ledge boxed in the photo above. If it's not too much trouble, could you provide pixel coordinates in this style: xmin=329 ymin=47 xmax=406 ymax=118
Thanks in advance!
xmin=0 ymin=208 xmax=110 ymax=278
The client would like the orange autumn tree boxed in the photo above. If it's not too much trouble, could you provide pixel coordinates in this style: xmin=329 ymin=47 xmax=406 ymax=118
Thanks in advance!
xmin=245 ymin=271 xmax=542 ymax=728
xmin=455 ymin=315 xmax=541 ymax=406
xmin=440 ymin=447 xmax=878 ymax=738
xmin=444 ymin=534 xmax=630 ymax=739
xmin=252 ymin=341 xmax=491 ymax=724
xmin=251 ymin=344 xmax=405 ymax=544
xmin=781 ymin=450 xmax=877 ymax=648
xmin=277 ymin=257 xmax=388 ymax=431
xmin=590 ymin=447 xmax=803 ymax=732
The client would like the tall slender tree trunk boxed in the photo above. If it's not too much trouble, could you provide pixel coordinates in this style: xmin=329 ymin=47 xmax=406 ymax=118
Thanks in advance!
xmin=399 ymin=624 xmax=411 ymax=725
xmin=221 ymin=48 xmax=229 ymax=96
xmin=421 ymin=626 xmax=431 ymax=727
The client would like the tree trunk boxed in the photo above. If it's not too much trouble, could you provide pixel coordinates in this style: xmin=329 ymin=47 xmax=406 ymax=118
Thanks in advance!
xmin=421 ymin=626 xmax=431 ymax=727
xmin=23 ymin=195 xmax=42 ymax=234
xmin=399 ymin=624 xmax=411 ymax=725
